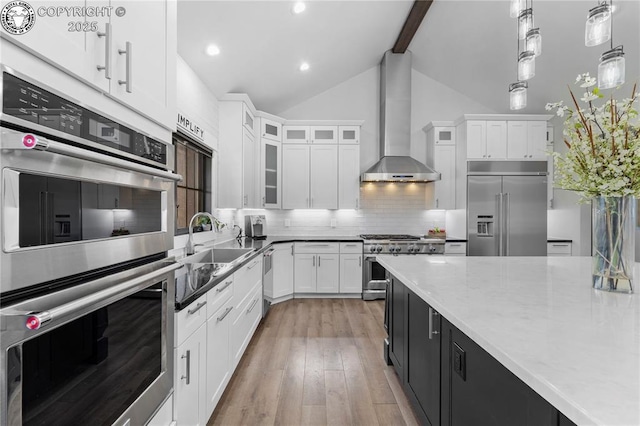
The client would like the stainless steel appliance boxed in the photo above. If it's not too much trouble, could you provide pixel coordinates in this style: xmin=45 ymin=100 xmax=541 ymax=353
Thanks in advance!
xmin=0 ymin=258 xmax=181 ymax=426
xmin=0 ymin=68 xmax=180 ymax=296
xmin=467 ymin=161 xmax=548 ymax=256
xmin=245 ymin=215 xmax=266 ymax=240
xmin=262 ymin=248 xmax=275 ymax=317
xmin=361 ymin=234 xmax=444 ymax=300
xmin=0 ymin=66 xmax=181 ymax=425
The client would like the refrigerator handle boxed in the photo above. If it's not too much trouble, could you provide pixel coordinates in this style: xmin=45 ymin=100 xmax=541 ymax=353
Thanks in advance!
xmin=505 ymin=193 xmax=510 ymax=256
xmin=496 ymin=193 xmax=503 ymax=256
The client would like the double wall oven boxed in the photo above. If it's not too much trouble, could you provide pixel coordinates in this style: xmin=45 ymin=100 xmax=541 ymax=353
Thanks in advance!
xmin=361 ymin=234 xmax=444 ymax=300
xmin=0 ymin=67 xmax=182 ymax=425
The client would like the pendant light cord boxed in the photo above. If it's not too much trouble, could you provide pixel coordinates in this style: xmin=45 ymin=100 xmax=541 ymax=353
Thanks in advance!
xmin=610 ymin=0 xmax=614 ymax=50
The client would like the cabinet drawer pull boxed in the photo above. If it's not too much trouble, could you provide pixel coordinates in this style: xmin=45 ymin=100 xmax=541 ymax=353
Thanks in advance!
xmin=247 ymin=298 xmax=258 ymax=313
xmin=247 ymin=260 xmax=259 ymax=270
xmin=118 ymin=41 xmax=132 ymax=93
xmin=187 ymin=301 xmax=207 ymax=315
xmin=216 ymin=280 xmax=232 ymax=293
xmin=449 ymin=244 xmax=462 ymax=247
xmin=96 ymin=23 xmax=112 ymax=79
xmin=217 ymin=306 xmax=233 ymax=322
xmin=552 ymin=244 xmax=569 ymax=247
xmin=181 ymin=350 xmax=191 ymax=385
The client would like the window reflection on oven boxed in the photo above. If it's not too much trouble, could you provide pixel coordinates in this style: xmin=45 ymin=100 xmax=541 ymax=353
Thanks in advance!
xmin=19 ymin=288 xmax=162 ymax=426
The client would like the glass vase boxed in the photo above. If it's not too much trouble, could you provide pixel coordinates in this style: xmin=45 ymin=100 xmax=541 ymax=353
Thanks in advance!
xmin=592 ymin=196 xmax=636 ymax=293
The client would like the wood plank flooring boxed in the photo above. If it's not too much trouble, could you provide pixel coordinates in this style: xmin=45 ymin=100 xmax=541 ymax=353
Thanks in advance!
xmin=208 ymin=298 xmax=420 ymax=426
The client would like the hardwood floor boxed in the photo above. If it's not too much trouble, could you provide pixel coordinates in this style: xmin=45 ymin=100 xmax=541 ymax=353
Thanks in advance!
xmin=208 ymin=298 xmax=419 ymax=426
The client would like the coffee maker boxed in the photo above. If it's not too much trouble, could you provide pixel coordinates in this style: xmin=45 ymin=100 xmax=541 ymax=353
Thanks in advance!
xmin=244 ymin=215 xmax=266 ymax=239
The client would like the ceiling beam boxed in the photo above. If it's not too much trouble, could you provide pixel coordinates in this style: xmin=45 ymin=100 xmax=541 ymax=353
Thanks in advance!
xmin=392 ymin=0 xmax=434 ymax=53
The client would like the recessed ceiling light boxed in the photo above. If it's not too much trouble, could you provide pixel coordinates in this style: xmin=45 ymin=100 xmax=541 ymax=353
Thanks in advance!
xmin=292 ymin=2 xmax=306 ymax=14
xmin=205 ymin=44 xmax=220 ymax=56
xmin=299 ymin=62 xmax=310 ymax=72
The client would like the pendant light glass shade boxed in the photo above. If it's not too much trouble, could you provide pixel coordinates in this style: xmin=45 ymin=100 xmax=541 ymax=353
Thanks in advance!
xmin=510 ymin=0 xmax=526 ymax=18
xmin=585 ymin=2 xmax=611 ymax=46
xmin=518 ymin=51 xmax=536 ymax=80
xmin=509 ymin=82 xmax=528 ymax=110
xmin=518 ymin=9 xmax=533 ymax=39
xmin=526 ymin=28 xmax=542 ymax=56
xmin=598 ymin=46 xmax=625 ymax=89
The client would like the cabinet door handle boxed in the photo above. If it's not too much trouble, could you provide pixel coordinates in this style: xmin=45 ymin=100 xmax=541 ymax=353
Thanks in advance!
xmin=429 ymin=307 xmax=439 ymax=339
xmin=118 ymin=41 xmax=132 ymax=93
xmin=96 ymin=23 xmax=112 ymax=79
xmin=291 ymin=245 xmax=294 ymax=256
xmin=181 ymin=350 xmax=191 ymax=385
xmin=312 ymin=256 xmax=315 ymax=267
xmin=359 ymin=256 xmax=361 ymax=267
xmin=436 ymin=198 xmax=439 ymax=209
xmin=217 ymin=306 xmax=233 ymax=322
xmin=247 ymin=298 xmax=258 ymax=313
xmin=187 ymin=301 xmax=207 ymax=315
xmin=216 ymin=280 xmax=232 ymax=293
xmin=355 ymin=198 xmax=358 ymax=209
xmin=318 ymin=256 xmax=321 ymax=267
xmin=263 ymin=196 xmax=266 ymax=206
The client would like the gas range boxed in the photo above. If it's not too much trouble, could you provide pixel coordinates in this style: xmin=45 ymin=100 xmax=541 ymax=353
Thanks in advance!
xmin=360 ymin=234 xmax=445 ymax=255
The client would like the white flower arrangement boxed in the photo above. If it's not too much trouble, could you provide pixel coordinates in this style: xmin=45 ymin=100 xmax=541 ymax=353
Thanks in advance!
xmin=545 ymin=73 xmax=640 ymax=199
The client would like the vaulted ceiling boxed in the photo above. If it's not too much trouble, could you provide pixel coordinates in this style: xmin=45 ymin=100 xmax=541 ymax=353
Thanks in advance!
xmin=177 ymin=1 xmax=640 ymax=115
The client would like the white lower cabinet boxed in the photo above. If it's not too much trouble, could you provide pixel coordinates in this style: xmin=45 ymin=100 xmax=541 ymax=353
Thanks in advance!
xmin=175 ymin=322 xmax=206 ymax=426
xmin=445 ymin=242 xmax=467 ymax=256
xmin=547 ymin=242 xmax=572 ymax=256
xmin=339 ymin=253 xmax=363 ymax=293
xmin=205 ymin=298 xmax=234 ymax=417
xmin=272 ymin=243 xmax=294 ymax=299
xmin=231 ymin=283 xmax=263 ymax=368
xmin=174 ymin=256 xmax=263 ymax=425
xmin=294 ymin=253 xmax=317 ymax=293
xmin=294 ymin=243 xmax=340 ymax=293
xmin=316 ymin=254 xmax=340 ymax=293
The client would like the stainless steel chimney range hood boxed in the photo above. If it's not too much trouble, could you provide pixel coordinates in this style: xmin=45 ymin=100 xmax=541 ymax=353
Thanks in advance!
xmin=361 ymin=50 xmax=440 ymax=183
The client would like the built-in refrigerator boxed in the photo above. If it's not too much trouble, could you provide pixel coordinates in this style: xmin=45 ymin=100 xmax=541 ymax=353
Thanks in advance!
xmin=467 ymin=161 xmax=547 ymax=256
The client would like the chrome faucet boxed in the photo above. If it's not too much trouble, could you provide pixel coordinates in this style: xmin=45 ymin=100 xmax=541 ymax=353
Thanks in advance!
xmin=186 ymin=212 xmax=218 ymax=255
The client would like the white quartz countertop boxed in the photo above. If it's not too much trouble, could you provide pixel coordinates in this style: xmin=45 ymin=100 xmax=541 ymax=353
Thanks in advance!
xmin=376 ymin=255 xmax=640 ymax=426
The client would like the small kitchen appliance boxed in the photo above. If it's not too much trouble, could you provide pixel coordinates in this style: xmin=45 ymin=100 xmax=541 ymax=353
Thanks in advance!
xmin=245 ymin=215 xmax=267 ymax=240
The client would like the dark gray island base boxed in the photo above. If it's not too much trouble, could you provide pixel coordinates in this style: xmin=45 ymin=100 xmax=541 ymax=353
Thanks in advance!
xmin=385 ymin=271 xmax=577 ymax=426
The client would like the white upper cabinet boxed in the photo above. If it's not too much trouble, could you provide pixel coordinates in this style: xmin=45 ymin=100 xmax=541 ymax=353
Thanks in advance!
xmin=260 ymin=117 xmax=281 ymax=141
xmin=310 ymin=126 xmax=338 ymax=144
xmin=310 ymin=145 xmax=338 ymax=209
xmin=260 ymin=139 xmax=282 ymax=209
xmin=283 ymin=125 xmax=310 ymax=144
xmin=4 ymin=0 xmax=176 ymax=128
xmin=243 ymin=103 xmax=255 ymax=135
xmin=339 ymin=125 xmax=360 ymax=144
xmin=485 ymin=121 xmax=508 ymax=159
xmin=467 ymin=120 xmax=507 ymax=159
xmin=218 ymin=99 xmax=258 ymax=209
xmin=466 ymin=121 xmax=487 ymax=159
xmin=282 ymin=145 xmax=311 ymax=209
xmin=507 ymin=121 xmax=547 ymax=160
xmin=338 ymin=145 xmax=360 ymax=209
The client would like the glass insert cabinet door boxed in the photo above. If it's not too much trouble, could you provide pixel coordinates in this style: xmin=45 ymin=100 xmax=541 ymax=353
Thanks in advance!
xmin=261 ymin=139 xmax=281 ymax=208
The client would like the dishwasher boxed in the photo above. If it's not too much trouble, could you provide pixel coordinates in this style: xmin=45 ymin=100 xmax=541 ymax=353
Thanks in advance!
xmin=262 ymin=248 xmax=274 ymax=318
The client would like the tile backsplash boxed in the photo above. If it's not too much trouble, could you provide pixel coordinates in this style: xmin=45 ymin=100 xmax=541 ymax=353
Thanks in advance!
xmin=216 ymin=183 xmax=463 ymax=237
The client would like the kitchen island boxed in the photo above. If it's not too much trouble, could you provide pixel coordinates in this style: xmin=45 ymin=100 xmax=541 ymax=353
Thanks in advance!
xmin=377 ymin=255 xmax=640 ymax=426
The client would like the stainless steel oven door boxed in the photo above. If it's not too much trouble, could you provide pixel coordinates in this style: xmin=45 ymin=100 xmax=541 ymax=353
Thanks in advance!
xmin=1 ymin=127 xmax=180 ymax=294
xmin=0 ymin=259 xmax=181 ymax=426
xmin=363 ymin=256 xmax=388 ymax=301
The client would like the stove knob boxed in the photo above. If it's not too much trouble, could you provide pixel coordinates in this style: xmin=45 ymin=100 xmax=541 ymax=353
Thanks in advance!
xmin=407 ymin=246 xmax=414 ymax=253
xmin=376 ymin=245 xmax=383 ymax=253
xmin=395 ymin=246 xmax=402 ymax=254
xmin=369 ymin=246 xmax=376 ymax=253
xmin=428 ymin=244 xmax=436 ymax=253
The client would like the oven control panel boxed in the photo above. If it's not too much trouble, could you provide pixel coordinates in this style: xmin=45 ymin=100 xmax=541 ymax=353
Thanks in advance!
xmin=2 ymin=72 xmax=168 ymax=169
xmin=364 ymin=242 xmax=445 ymax=255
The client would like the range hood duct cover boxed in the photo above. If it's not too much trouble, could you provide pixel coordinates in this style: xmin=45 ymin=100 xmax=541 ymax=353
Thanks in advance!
xmin=361 ymin=50 xmax=441 ymax=182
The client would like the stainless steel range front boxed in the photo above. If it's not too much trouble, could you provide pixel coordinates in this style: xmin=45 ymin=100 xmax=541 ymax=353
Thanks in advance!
xmin=361 ymin=234 xmax=444 ymax=300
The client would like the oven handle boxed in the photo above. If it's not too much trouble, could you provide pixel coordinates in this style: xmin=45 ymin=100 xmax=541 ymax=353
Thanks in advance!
xmin=23 ymin=262 xmax=183 ymax=331
xmin=3 ymin=131 xmax=182 ymax=182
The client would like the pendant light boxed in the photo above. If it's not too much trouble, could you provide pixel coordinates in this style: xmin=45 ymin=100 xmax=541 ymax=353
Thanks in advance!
xmin=585 ymin=0 xmax=625 ymax=89
xmin=526 ymin=28 xmax=542 ymax=56
xmin=509 ymin=81 xmax=528 ymax=110
xmin=585 ymin=2 xmax=611 ymax=47
xmin=518 ymin=9 xmax=533 ymax=39
xmin=518 ymin=51 xmax=536 ymax=80
xmin=510 ymin=0 xmax=525 ymax=18
xmin=598 ymin=46 xmax=625 ymax=89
